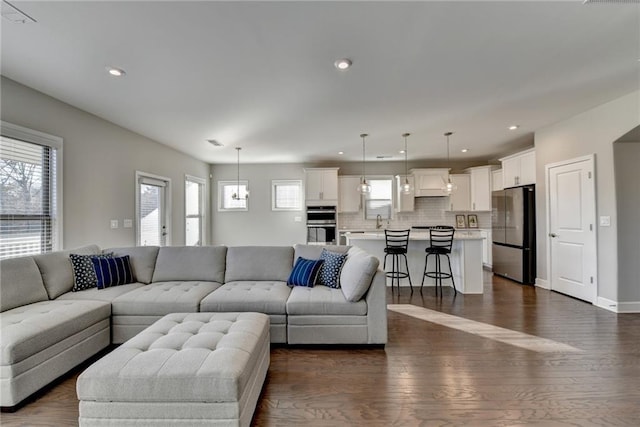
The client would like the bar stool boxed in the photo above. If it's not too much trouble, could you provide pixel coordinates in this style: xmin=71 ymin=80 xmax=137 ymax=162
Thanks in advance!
xmin=421 ymin=226 xmax=457 ymax=296
xmin=384 ymin=229 xmax=412 ymax=292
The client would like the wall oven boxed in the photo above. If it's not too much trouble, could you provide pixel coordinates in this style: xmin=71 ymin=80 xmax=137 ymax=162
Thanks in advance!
xmin=306 ymin=206 xmax=337 ymax=245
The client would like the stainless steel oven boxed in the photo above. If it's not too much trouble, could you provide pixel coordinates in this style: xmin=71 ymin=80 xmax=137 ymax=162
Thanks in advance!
xmin=306 ymin=206 xmax=337 ymax=245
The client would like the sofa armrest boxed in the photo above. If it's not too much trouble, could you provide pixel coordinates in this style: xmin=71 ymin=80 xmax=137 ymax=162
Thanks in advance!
xmin=365 ymin=269 xmax=387 ymax=344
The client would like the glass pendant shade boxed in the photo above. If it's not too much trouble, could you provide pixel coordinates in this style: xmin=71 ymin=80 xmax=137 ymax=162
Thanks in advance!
xmin=400 ymin=178 xmax=412 ymax=195
xmin=442 ymin=132 xmax=456 ymax=194
xmin=358 ymin=178 xmax=372 ymax=194
xmin=400 ymin=133 xmax=413 ymax=195
xmin=358 ymin=133 xmax=371 ymax=194
xmin=232 ymin=147 xmax=248 ymax=200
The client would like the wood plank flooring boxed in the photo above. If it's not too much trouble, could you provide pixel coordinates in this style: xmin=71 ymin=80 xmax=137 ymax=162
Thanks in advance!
xmin=3 ymin=274 xmax=640 ymax=426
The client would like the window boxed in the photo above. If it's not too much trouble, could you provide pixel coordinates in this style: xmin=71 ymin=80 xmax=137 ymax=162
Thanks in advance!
xmin=0 ymin=122 xmax=62 ymax=259
xmin=218 ymin=180 xmax=248 ymax=211
xmin=185 ymin=175 xmax=206 ymax=246
xmin=136 ymin=171 xmax=171 ymax=246
xmin=364 ymin=177 xmax=393 ymax=220
xmin=272 ymin=180 xmax=302 ymax=211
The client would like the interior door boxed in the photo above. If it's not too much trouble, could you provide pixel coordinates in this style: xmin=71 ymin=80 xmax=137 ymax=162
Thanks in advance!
xmin=548 ymin=156 xmax=596 ymax=302
xmin=137 ymin=173 xmax=171 ymax=246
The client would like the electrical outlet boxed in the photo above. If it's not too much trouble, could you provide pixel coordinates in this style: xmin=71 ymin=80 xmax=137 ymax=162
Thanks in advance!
xmin=599 ymin=216 xmax=611 ymax=227
xmin=110 ymin=220 xmax=119 ymax=229
xmin=123 ymin=219 xmax=133 ymax=228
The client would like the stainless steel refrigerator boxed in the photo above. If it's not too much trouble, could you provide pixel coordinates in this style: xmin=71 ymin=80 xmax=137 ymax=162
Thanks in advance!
xmin=491 ymin=185 xmax=536 ymax=284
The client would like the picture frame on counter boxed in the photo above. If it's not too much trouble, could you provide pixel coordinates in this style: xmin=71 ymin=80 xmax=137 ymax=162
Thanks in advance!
xmin=467 ymin=214 xmax=478 ymax=228
xmin=455 ymin=214 xmax=467 ymax=229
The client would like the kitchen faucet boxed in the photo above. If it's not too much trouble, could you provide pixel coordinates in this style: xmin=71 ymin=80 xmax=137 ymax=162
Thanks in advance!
xmin=376 ymin=214 xmax=383 ymax=229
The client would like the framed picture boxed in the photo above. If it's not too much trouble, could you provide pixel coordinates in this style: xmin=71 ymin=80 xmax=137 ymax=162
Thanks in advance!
xmin=455 ymin=214 xmax=467 ymax=229
xmin=467 ymin=214 xmax=478 ymax=228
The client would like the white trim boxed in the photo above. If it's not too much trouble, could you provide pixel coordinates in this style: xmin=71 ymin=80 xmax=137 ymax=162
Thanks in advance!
xmin=616 ymin=301 xmax=640 ymax=314
xmin=0 ymin=121 xmax=63 ymax=251
xmin=185 ymin=174 xmax=207 ymax=246
xmin=271 ymin=179 xmax=303 ymax=211
xmin=217 ymin=180 xmax=249 ymax=212
xmin=535 ymin=278 xmax=549 ymax=290
xmin=545 ymin=154 xmax=597 ymax=303
xmin=135 ymin=171 xmax=172 ymax=246
xmin=595 ymin=296 xmax=619 ymax=313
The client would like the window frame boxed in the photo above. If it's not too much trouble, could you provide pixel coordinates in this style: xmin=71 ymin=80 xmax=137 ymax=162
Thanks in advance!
xmin=363 ymin=175 xmax=394 ymax=220
xmin=218 ymin=180 xmax=249 ymax=212
xmin=135 ymin=171 xmax=172 ymax=246
xmin=271 ymin=179 xmax=303 ymax=211
xmin=0 ymin=121 xmax=63 ymax=258
xmin=185 ymin=174 xmax=207 ymax=246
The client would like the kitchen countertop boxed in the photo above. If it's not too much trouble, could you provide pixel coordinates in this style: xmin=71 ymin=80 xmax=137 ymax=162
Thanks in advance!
xmin=345 ymin=231 xmax=484 ymax=240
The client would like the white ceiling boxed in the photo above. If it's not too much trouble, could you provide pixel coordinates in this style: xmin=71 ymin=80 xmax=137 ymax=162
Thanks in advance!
xmin=2 ymin=1 xmax=639 ymax=164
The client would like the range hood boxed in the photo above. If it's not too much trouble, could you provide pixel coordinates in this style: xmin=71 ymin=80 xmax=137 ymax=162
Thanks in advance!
xmin=411 ymin=168 xmax=450 ymax=197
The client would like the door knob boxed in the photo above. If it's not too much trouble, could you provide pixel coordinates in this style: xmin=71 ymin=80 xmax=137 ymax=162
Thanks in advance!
xmin=549 ymin=233 xmax=558 ymax=238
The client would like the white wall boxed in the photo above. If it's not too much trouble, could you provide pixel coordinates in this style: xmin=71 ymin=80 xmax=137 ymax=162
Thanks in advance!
xmin=534 ymin=91 xmax=640 ymax=303
xmin=614 ymin=141 xmax=640 ymax=303
xmin=1 ymin=77 xmax=211 ymax=249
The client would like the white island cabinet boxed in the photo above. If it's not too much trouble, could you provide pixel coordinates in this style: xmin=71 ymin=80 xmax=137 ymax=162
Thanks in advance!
xmin=346 ymin=231 xmax=484 ymax=294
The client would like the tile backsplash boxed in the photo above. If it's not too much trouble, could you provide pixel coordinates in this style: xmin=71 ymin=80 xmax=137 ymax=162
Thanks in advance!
xmin=338 ymin=197 xmax=491 ymax=230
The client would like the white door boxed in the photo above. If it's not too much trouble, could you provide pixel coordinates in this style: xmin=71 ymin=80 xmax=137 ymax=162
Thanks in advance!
xmin=136 ymin=172 xmax=171 ymax=246
xmin=547 ymin=156 xmax=596 ymax=302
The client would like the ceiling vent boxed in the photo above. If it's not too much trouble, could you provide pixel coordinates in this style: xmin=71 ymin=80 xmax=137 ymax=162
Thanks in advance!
xmin=583 ymin=0 xmax=640 ymax=3
xmin=1 ymin=1 xmax=36 ymax=24
xmin=207 ymin=139 xmax=223 ymax=147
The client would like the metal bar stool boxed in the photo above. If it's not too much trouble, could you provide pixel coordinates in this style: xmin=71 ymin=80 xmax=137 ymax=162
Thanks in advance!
xmin=384 ymin=229 xmax=412 ymax=292
xmin=421 ymin=226 xmax=457 ymax=296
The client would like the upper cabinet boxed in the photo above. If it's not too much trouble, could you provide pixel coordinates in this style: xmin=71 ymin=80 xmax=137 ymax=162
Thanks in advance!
xmin=500 ymin=148 xmax=536 ymax=188
xmin=338 ymin=175 xmax=361 ymax=213
xmin=305 ymin=168 xmax=339 ymax=206
xmin=448 ymin=174 xmax=471 ymax=211
xmin=465 ymin=165 xmax=496 ymax=211
xmin=491 ymin=169 xmax=503 ymax=192
xmin=395 ymin=175 xmax=415 ymax=212
xmin=410 ymin=168 xmax=450 ymax=197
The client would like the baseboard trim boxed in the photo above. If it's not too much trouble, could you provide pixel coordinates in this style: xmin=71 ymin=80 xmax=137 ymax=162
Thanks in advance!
xmin=595 ymin=297 xmax=620 ymax=313
xmin=535 ymin=278 xmax=549 ymax=289
xmin=616 ymin=301 xmax=640 ymax=313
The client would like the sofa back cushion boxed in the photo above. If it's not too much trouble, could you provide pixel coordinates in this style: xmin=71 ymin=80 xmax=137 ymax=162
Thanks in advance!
xmin=340 ymin=246 xmax=380 ymax=302
xmin=293 ymin=244 xmax=350 ymax=262
xmin=0 ymin=257 xmax=49 ymax=312
xmin=225 ymin=246 xmax=294 ymax=282
xmin=33 ymin=245 xmax=101 ymax=299
xmin=106 ymin=246 xmax=159 ymax=284
xmin=152 ymin=246 xmax=227 ymax=283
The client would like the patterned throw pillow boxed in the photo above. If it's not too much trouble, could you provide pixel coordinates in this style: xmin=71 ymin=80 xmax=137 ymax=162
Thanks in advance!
xmin=317 ymin=248 xmax=348 ymax=288
xmin=92 ymin=255 xmax=134 ymax=289
xmin=70 ymin=253 xmax=113 ymax=292
xmin=287 ymin=257 xmax=324 ymax=287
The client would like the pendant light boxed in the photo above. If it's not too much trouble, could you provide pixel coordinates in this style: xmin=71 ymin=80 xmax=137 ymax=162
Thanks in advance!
xmin=400 ymin=133 xmax=412 ymax=195
xmin=357 ymin=133 xmax=372 ymax=194
xmin=231 ymin=147 xmax=249 ymax=200
xmin=443 ymin=132 xmax=457 ymax=194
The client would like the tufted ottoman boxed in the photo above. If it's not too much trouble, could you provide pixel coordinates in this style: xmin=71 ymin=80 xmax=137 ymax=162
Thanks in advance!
xmin=76 ymin=312 xmax=270 ymax=427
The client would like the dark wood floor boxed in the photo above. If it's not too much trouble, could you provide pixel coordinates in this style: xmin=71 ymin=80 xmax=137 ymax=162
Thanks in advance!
xmin=3 ymin=274 xmax=640 ymax=426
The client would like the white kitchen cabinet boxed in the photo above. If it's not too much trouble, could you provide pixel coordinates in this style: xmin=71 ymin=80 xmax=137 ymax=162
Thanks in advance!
xmin=410 ymin=168 xmax=450 ymax=197
xmin=304 ymin=168 xmax=339 ymax=205
xmin=466 ymin=166 xmax=494 ymax=211
xmin=447 ymin=174 xmax=470 ymax=211
xmin=500 ymin=148 xmax=536 ymax=188
xmin=395 ymin=175 xmax=415 ymax=212
xmin=338 ymin=176 xmax=362 ymax=213
xmin=491 ymin=169 xmax=503 ymax=191
xmin=480 ymin=229 xmax=492 ymax=268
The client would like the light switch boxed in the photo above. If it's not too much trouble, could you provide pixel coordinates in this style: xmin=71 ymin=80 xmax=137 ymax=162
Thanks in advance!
xmin=294 ymin=216 xmax=302 ymax=222
xmin=123 ymin=219 xmax=133 ymax=228
xmin=599 ymin=216 xmax=611 ymax=227
xmin=110 ymin=220 xmax=119 ymax=229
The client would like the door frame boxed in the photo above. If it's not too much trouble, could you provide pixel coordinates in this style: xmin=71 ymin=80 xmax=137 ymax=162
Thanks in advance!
xmin=545 ymin=154 xmax=597 ymax=302
xmin=135 ymin=170 xmax=172 ymax=246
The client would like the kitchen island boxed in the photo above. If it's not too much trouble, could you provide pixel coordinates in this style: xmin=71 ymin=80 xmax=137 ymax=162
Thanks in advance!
xmin=346 ymin=230 xmax=485 ymax=294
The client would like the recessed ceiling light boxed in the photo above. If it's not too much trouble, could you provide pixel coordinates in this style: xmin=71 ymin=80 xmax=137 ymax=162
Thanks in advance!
xmin=399 ymin=150 xmax=406 ymax=154
xmin=509 ymin=125 xmax=520 ymax=130
xmin=106 ymin=67 xmax=126 ymax=77
xmin=461 ymin=148 xmax=469 ymax=153
xmin=338 ymin=151 xmax=344 ymax=155
xmin=334 ymin=58 xmax=352 ymax=70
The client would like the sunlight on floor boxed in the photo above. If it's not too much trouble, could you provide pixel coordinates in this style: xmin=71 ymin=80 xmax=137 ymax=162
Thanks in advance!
xmin=387 ymin=304 xmax=583 ymax=353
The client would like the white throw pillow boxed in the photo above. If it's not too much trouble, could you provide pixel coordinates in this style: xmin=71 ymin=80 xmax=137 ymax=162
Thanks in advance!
xmin=340 ymin=247 xmax=379 ymax=302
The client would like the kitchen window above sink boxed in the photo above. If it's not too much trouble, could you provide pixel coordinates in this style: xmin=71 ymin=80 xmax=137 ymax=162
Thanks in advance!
xmin=364 ymin=177 xmax=393 ymax=220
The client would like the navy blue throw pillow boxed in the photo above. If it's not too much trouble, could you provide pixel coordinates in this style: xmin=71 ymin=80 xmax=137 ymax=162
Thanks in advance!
xmin=92 ymin=255 xmax=134 ymax=289
xmin=287 ymin=257 xmax=324 ymax=287
xmin=318 ymin=248 xmax=347 ymax=289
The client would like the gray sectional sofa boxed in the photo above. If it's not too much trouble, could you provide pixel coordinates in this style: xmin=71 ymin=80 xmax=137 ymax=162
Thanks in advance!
xmin=0 ymin=243 xmax=386 ymax=408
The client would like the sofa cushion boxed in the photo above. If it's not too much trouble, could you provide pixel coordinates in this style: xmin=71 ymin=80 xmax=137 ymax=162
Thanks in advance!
xmin=112 ymin=281 xmax=222 ymax=316
xmin=57 ymin=282 xmax=145 ymax=303
xmin=92 ymin=255 xmax=134 ymax=289
xmin=105 ymin=246 xmax=159 ymax=284
xmin=317 ymin=248 xmax=347 ymax=288
xmin=0 ymin=300 xmax=111 ymax=365
xmin=286 ymin=285 xmax=367 ymax=316
xmin=70 ymin=253 xmax=113 ymax=292
xmin=33 ymin=245 xmax=101 ymax=299
xmin=340 ymin=246 xmax=380 ymax=302
xmin=225 ymin=246 xmax=293 ymax=282
xmin=293 ymin=244 xmax=350 ymax=262
xmin=0 ymin=257 xmax=49 ymax=312
xmin=152 ymin=246 xmax=227 ymax=283
xmin=287 ymin=257 xmax=323 ymax=287
xmin=200 ymin=281 xmax=291 ymax=315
